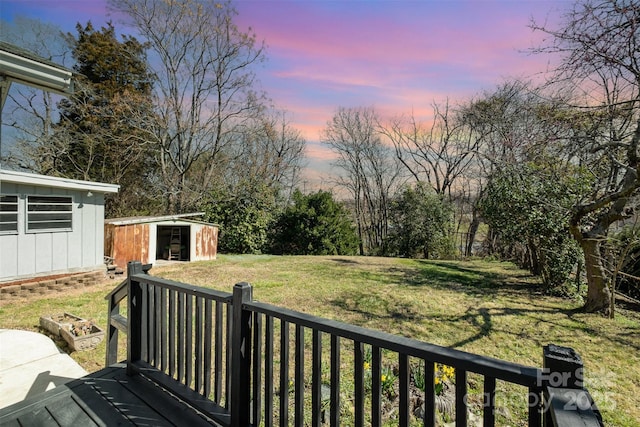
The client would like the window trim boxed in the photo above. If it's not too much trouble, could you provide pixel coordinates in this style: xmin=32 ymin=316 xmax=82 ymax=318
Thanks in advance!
xmin=26 ymin=194 xmax=74 ymax=233
xmin=0 ymin=194 xmax=19 ymax=235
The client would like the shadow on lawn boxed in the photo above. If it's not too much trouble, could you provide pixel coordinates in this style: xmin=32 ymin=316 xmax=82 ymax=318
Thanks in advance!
xmin=329 ymin=257 xmax=361 ymax=265
xmin=331 ymin=289 xmax=640 ymax=352
xmin=393 ymin=259 xmax=542 ymax=298
xmin=328 ymin=260 xmax=640 ymax=352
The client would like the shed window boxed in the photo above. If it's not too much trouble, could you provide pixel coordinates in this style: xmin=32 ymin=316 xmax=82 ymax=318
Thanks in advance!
xmin=27 ymin=195 xmax=73 ymax=232
xmin=0 ymin=195 xmax=18 ymax=234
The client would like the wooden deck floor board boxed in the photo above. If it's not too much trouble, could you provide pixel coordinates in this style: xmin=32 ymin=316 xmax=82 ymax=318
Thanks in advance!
xmin=116 ymin=372 xmax=216 ymax=426
xmin=0 ymin=364 xmax=222 ymax=426
xmin=47 ymin=394 xmax=99 ymax=426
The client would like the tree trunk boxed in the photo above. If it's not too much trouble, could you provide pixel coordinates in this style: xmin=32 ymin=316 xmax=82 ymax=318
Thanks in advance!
xmin=465 ymin=209 xmax=480 ymax=257
xmin=579 ymin=237 xmax=612 ymax=315
xmin=527 ymin=239 xmax=541 ymax=276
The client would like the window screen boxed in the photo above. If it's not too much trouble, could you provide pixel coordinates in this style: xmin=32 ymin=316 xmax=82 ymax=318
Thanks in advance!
xmin=0 ymin=195 xmax=18 ymax=234
xmin=27 ymin=195 xmax=73 ymax=232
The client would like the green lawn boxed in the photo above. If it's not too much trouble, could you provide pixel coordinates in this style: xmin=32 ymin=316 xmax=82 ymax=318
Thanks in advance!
xmin=1 ymin=255 xmax=637 ymax=425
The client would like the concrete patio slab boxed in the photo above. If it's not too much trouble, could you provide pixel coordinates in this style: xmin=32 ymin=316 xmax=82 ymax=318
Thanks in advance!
xmin=0 ymin=329 xmax=87 ymax=409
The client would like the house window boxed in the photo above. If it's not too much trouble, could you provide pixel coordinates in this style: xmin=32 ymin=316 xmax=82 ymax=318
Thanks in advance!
xmin=0 ymin=195 xmax=18 ymax=234
xmin=27 ymin=195 xmax=73 ymax=232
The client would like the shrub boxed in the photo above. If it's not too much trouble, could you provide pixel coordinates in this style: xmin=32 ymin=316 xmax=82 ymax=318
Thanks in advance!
xmin=268 ymin=190 xmax=359 ymax=255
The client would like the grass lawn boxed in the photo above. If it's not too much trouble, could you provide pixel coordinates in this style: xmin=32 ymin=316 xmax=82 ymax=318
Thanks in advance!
xmin=1 ymin=255 xmax=637 ymax=425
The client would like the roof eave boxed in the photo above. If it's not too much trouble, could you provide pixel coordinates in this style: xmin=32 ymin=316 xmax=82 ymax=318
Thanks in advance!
xmin=105 ymin=213 xmax=209 ymax=226
xmin=0 ymin=43 xmax=74 ymax=96
xmin=0 ymin=170 xmax=120 ymax=194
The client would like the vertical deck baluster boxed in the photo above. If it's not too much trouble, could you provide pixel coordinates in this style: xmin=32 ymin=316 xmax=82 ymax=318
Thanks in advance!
xmin=214 ymin=301 xmax=223 ymax=403
xmin=371 ymin=345 xmax=381 ymax=427
xmin=253 ymin=313 xmax=263 ymax=425
xmin=484 ymin=376 xmax=496 ymax=426
xmin=330 ymin=335 xmax=340 ymax=427
xmin=195 ymin=296 xmax=203 ymax=394
xmin=160 ymin=287 xmax=168 ymax=373
xmin=354 ymin=341 xmax=364 ymax=427
xmin=141 ymin=282 xmax=149 ymax=362
xmin=455 ymin=368 xmax=468 ymax=427
xmin=148 ymin=284 xmax=155 ymax=365
xmin=312 ymin=330 xmax=322 ymax=427
xmin=204 ymin=298 xmax=212 ymax=399
xmin=177 ymin=291 xmax=185 ymax=384
xmin=399 ymin=354 xmax=410 ymax=426
xmin=168 ymin=289 xmax=176 ymax=378
xmin=280 ymin=320 xmax=289 ymax=427
xmin=231 ymin=283 xmax=252 ymax=427
xmin=265 ymin=315 xmax=274 ymax=427
xmin=424 ymin=361 xmax=435 ymax=427
xmin=154 ymin=284 xmax=161 ymax=367
xmin=105 ymin=287 xmax=120 ymax=367
xmin=185 ymin=294 xmax=193 ymax=388
xmin=295 ymin=325 xmax=304 ymax=427
xmin=528 ymin=387 xmax=542 ymax=427
xmin=225 ymin=303 xmax=232 ymax=408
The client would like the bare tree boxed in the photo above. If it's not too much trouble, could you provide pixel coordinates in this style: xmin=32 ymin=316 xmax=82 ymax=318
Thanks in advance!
xmin=225 ymin=110 xmax=306 ymax=201
xmin=532 ymin=0 xmax=640 ymax=315
xmin=381 ymin=100 xmax=484 ymax=256
xmin=322 ymin=106 xmax=403 ymax=255
xmin=109 ymin=0 xmax=266 ymax=213
xmin=382 ymin=100 xmax=480 ymax=198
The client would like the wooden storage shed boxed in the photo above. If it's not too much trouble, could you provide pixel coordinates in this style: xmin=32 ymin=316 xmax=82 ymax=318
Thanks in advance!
xmin=104 ymin=213 xmax=218 ymax=270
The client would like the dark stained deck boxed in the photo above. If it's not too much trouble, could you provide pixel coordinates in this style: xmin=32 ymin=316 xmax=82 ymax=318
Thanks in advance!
xmin=0 ymin=364 xmax=225 ymax=426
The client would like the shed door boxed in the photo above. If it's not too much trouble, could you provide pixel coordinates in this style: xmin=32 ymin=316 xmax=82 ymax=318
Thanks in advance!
xmin=156 ymin=225 xmax=190 ymax=261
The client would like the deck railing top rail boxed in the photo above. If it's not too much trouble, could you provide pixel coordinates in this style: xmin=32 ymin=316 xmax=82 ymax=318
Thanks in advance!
xmin=246 ymin=299 xmax=541 ymax=388
xmin=130 ymin=272 xmax=233 ymax=303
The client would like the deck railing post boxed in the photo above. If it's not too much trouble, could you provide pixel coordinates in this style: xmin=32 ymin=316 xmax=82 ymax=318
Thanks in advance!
xmin=542 ymin=344 xmax=603 ymax=427
xmin=543 ymin=344 xmax=584 ymax=390
xmin=127 ymin=261 xmax=144 ymax=376
xmin=231 ymin=282 xmax=253 ymax=427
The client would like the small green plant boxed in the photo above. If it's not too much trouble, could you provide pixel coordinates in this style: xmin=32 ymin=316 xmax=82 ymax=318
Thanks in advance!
xmin=412 ymin=364 xmax=425 ymax=392
xmin=361 ymin=348 xmax=396 ymax=398
xmin=362 ymin=346 xmax=373 ymax=393
xmin=412 ymin=363 xmax=455 ymax=396
xmin=435 ymin=364 xmax=455 ymax=395
xmin=380 ymin=366 xmax=396 ymax=397
xmin=363 ymin=345 xmax=372 ymax=367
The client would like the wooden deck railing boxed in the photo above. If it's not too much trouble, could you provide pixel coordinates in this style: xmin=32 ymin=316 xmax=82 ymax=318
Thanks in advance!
xmin=106 ymin=261 xmax=603 ymax=427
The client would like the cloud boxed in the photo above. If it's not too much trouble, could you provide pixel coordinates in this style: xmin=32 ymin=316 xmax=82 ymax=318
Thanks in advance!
xmin=238 ymin=0 xmax=563 ymax=145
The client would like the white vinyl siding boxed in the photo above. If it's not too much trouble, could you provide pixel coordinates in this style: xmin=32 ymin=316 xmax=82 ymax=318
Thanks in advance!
xmin=26 ymin=195 xmax=73 ymax=232
xmin=0 ymin=195 xmax=19 ymax=234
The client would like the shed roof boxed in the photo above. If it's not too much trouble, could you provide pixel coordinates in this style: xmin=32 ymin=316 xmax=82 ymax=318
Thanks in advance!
xmin=105 ymin=213 xmax=216 ymax=226
xmin=0 ymin=169 xmax=120 ymax=193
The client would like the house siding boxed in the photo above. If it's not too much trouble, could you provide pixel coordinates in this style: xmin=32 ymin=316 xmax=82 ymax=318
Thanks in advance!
xmin=0 ymin=184 xmax=106 ymax=281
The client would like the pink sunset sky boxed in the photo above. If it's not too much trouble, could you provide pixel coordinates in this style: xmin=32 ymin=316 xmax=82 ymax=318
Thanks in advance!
xmin=1 ymin=0 xmax=567 ymax=189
